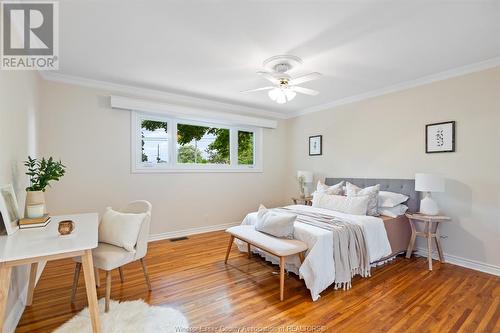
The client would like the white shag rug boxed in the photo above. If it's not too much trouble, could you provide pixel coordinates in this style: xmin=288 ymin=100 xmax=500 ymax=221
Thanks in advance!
xmin=54 ymin=299 xmax=189 ymax=333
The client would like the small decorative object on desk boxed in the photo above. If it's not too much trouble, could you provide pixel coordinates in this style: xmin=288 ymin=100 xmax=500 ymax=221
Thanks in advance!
xmin=58 ymin=220 xmax=75 ymax=235
xmin=24 ymin=156 xmax=66 ymax=216
xmin=19 ymin=214 xmax=51 ymax=229
xmin=0 ymin=184 xmax=20 ymax=235
xmin=27 ymin=203 xmax=45 ymax=219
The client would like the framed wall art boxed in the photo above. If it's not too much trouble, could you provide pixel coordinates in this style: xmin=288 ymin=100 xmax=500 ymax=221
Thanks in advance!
xmin=426 ymin=121 xmax=455 ymax=153
xmin=309 ymin=135 xmax=322 ymax=156
xmin=0 ymin=184 xmax=20 ymax=235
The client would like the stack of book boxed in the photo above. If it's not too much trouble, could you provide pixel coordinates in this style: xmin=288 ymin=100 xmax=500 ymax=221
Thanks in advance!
xmin=19 ymin=214 xmax=51 ymax=229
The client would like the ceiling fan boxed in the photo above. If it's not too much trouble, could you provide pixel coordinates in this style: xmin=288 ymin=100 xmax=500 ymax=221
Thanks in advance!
xmin=242 ymin=55 xmax=322 ymax=104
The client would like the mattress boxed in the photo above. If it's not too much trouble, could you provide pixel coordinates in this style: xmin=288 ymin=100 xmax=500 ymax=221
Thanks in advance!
xmin=377 ymin=214 xmax=411 ymax=261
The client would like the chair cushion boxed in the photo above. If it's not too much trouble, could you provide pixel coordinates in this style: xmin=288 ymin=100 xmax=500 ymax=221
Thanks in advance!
xmin=226 ymin=225 xmax=307 ymax=257
xmin=99 ymin=207 xmax=146 ymax=252
xmin=74 ymin=243 xmax=135 ymax=270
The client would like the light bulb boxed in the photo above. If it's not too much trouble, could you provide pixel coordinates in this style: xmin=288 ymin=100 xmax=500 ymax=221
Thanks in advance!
xmin=284 ymin=89 xmax=296 ymax=101
xmin=268 ymin=88 xmax=280 ymax=101
xmin=276 ymin=92 xmax=287 ymax=104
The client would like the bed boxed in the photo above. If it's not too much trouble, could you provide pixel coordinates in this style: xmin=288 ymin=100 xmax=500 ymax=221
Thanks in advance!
xmin=325 ymin=178 xmax=417 ymax=261
xmin=238 ymin=178 xmax=418 ymax=301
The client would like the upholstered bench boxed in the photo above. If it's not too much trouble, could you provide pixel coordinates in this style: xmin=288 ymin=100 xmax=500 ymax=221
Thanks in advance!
xmin=224 ymin=225 xmax=308 ymax=301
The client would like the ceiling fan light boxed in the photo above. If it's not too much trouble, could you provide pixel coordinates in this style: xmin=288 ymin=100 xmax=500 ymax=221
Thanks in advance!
xmin=284 ymin=89 xmax=296 ymax=101
xmin=268 ymin=88 xmax=280 ymax=101
xmin=276 ymin=94 xmax=287 ymax=104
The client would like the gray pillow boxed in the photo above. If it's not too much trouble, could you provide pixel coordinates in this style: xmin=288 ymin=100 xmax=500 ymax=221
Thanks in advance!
xmin=346 ymin=182 xmax=380 ymax=216
xmin=255 ymin=204 xmax=296 ymax=239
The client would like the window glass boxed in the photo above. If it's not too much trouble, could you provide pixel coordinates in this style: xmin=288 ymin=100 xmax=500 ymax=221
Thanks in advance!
xmin=176 ymin=123 xmax=230 ymax=165
xmin=238 ymin=130 xmax=254 ymax=165
xmin=141 ymin=120 xmax=168 ymax=165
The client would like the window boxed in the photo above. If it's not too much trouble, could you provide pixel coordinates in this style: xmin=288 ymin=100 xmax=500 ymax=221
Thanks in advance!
xmin=141 ymin=119 xmax=169 ymax=166
xmin=238 ymin=130 xmax=254 ymax=165
xmin=177 ymin=123 xmax=230 ymax=165
xmin=132 ymin=112 xmax=261 ymax=172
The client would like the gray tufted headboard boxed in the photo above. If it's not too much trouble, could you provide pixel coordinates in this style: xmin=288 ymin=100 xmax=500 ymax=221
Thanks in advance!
xmin=325 ymin=178 xmax=419 ymax=213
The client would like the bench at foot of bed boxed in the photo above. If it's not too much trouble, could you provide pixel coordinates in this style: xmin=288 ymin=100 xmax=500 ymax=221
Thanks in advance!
xmin=224 ymin=225 xmax=308 ymax=301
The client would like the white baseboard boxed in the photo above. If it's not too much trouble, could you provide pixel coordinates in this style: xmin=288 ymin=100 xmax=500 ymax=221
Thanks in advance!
xmin=415 ymin=247 xmax=500 ymax=276
xmin=4 ymin=261 xmax=46 ymax=333
xmin=148 ymin=222 xmax=240 ymax=242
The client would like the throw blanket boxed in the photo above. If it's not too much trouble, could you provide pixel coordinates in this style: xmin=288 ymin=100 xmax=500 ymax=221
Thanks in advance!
xmin=275 ymin=207 xmax=370 ymax=290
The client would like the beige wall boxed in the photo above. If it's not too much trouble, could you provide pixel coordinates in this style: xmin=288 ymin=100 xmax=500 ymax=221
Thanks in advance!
xmin=35 ymin=66 xmax=500 ymax=271
xmin=0 ymin=70 xmax=40 ymax=332
xmin=39 ymin=81 xmax=289 ymax=235
xmin=286 ymin=66 xmax=500 ymax=267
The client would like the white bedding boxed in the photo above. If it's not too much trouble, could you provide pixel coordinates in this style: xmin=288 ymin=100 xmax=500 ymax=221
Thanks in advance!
xmin=237 ymin=204 xmax=391 ymax=301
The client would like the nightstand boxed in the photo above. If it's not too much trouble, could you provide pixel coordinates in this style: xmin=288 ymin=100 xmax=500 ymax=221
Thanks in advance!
xmin=292 ymin=196 xmax=313 ymax=206
xmin=405 ymin=213 xmax=451 ymax=270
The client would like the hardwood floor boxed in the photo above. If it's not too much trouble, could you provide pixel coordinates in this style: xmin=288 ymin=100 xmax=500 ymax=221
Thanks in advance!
xmin=17 ymin=231 xmax=500 ymax=333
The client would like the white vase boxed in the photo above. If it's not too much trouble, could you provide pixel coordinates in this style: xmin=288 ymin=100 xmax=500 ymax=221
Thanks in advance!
xmin=25 ymin=190 xmax=46 ymax=216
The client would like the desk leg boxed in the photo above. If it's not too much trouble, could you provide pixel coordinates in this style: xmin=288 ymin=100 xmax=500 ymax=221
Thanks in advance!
xmin=0 ymin=263 xmax=12 ymax=332
xmin=81 ymin=250 xmax=101 ymax=333
xmin=26 ymin=262 xmax=38 ymax=306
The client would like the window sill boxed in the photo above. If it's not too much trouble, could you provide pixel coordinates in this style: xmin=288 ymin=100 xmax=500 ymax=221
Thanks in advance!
xmin=131 ymin=167 xmax=263 ymax=174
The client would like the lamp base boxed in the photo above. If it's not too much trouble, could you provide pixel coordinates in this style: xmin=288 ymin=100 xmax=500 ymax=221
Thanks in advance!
xmin=419 ymin=194 xmax=439 ymax=215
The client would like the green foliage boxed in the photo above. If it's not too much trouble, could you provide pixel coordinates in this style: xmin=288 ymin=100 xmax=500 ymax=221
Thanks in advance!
xmin=206 ymin=128 xmax=230 ymax=164
xmin=140 ymin=120 xmax=253 ymax=165
xmin=24 ymin=156 xmax=66 ymax=192
xmin=141 ymin=120 xmax=167 ymax=133
xmin=178 ymin=145 xmax=206 ymax=164
xmin=238 ymin=131 xmax=254 ymax=165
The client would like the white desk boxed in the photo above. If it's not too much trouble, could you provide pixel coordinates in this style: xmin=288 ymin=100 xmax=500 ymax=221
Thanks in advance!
xmin=0 ymin=214 xmax=101 ymax=333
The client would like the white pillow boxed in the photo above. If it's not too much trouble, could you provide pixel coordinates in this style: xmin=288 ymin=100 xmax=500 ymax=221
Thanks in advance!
xmin=346 ymin=182 xmax=380 ymax=216
xmin=378 ymin=191 xmax=409 ymax=208
xmin=312 ymin=192 xmax=369 ymax=215
xmin=379 ymin=204 xmax=408 ymax=218
xmin=99 ymin=207 xmax=146 ymax=252
xmin=255 ymin=205 xmax=296 ymax=239
xmin=316 ymin=180 xmax=344 ymax=195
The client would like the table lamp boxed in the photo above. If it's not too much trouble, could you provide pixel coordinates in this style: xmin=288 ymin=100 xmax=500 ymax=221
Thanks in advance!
xmin=297 ymin=170 xmax=313 ymax=198
xmin=415 ymin=173 xmax=444 ymax=215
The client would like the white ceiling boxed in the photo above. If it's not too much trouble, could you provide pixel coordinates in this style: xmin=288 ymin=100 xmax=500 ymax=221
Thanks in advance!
xmin=56 ymin=0 xmax=500 ymax=116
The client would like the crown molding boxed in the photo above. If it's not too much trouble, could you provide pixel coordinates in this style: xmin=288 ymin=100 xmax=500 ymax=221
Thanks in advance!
xmin=40 ymin=72 xmax=288 ymax=120
xmin=288 ymin=56 xmax=500 ymax=118
xmin=40 ymin=56 xmax=500 ymax=121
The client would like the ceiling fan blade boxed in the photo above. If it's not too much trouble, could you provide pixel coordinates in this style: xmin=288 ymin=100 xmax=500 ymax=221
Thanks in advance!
xmin=257 ymin=71 xmax=280 ymax=84
xmin=289 ymin=72 xmax=322 ymax=85
xmin=240 ymin=86 xmax=274 ymax=93
xmin=291 ymin=86 xmax=319 ymax=96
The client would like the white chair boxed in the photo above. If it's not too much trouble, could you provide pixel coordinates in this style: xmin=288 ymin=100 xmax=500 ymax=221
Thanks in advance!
xmin=71 ymin=200 xmax=152 ymax=312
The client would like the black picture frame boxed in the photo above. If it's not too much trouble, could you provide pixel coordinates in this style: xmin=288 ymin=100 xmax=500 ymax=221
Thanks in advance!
xmin=425 ymin=121 xmax=455 ymax=153
xmin=309 ymin=135 xmax=322 ymax=156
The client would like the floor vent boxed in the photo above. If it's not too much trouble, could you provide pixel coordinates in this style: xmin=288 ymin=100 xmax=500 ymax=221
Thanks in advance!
xmin=170 ymin=236 xmax=188 ymax=242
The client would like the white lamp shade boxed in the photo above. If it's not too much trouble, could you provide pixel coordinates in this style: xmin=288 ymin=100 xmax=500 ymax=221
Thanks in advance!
xmin=415 ymin=173 xmax=444 ymax=192
xmin=297 ymin=170 xmax=313 ymax=183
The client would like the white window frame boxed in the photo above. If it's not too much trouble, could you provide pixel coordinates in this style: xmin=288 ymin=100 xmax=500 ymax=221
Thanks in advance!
xmin=131 ymin=111 xmax=263 ymax=173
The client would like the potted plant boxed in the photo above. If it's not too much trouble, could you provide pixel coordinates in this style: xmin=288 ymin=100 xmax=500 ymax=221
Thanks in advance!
xmin=24 ymin=156 xmax=66 ymax=216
